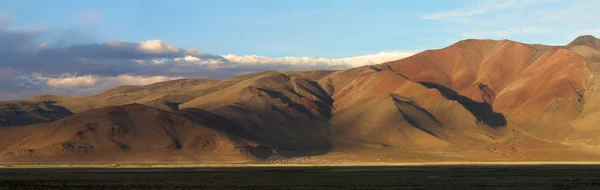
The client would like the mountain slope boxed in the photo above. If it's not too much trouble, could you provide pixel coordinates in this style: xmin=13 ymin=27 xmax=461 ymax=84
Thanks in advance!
xmin=179 ymin=71 xmax=333 ymax=154
xmin=3 ymin=36 xmax=600 ymax=162
xmin=568 ymin=35 xmax=600 ymax=62
xmin=378 ymin=39 xmax=595 ymax=140
xmin=0 ymin=103 xmax=279 ymax=162
xmin=0 ymin=101 xmax=72 ymax=127
xmin=27 ymin=78 xmax=218 ymax=113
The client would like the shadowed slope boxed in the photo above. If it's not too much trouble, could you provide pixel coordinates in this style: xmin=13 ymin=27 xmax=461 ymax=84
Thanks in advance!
xmin=0 ymin=101 xmax=73 ymax=127
xmin=327 ymin=68 xmax=508 ymax=150
xmin=418 ymin=82 xmax=506 ymax=127
xmin=330 ymin=92 xmax=508 ymax=151
xmin=372 ymin=38 xmax=596 ymax=142
xmin=3 ymin=36 xmax=600 ymax=162
xmin=0 ymin=104 xmax=274 ymax=162
xmin=330 ymin=94 xmax=450 ymax=149
xmin=378 ymin=39 xmax=559 ymax=102
xmin=179 ymin=71 xmax=334 ymax=156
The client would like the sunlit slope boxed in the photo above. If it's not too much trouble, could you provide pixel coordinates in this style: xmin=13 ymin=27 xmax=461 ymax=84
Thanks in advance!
xmin=2 ymin=36 xmax=600 ymax=162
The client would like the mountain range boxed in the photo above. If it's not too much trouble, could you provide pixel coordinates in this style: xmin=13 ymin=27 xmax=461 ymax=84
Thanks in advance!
xmin=2 ymin=35 xmax=600 ymax=163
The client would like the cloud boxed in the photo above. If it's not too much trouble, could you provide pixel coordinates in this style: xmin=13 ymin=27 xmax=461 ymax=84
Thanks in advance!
xmin=421 ymin=0 xmax=558 ymax=21
xmin=46 ymin=75 xmax=98 ymax=89
xmin=20 ymin=50 xmax=414 ymax=97
xmin=154 ymin=51 xmax=416 ymax=79
xmin=29 ymin=74 xmax=182 ymax=96
xmin=1 ymin=27 xmax=413 ymax=78
xmin=0 ymin=11 xmax=419 ymax=100
xmin=0 ymin=25 xmax=415 ymax=100
xmin=112 ymin=75 xmax=181 ymax=86
xmin=222 ymin=51 xmax=415 ymax=68
xmin=138 ymin=40 xmax=182 ymax=54
xmin=46 ymin=39 xmax=190 ymax=60
xmin=420 ymin=0 xmax=591 ymax=44
xmin=44 ymin=74 xmax=181 ymax=89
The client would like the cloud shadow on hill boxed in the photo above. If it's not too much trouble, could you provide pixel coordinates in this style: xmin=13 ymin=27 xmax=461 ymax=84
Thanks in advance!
xmin=418 ymin=82 xmax=507 ymax=128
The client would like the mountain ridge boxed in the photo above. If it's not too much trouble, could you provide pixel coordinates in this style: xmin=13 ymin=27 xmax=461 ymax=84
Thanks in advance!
xmin=2 ymin=35 xmax=600 ymax=163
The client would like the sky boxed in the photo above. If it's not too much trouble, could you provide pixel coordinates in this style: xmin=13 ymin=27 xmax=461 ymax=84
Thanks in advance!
xmin=0 ymin=0 xmax=599 ymax=100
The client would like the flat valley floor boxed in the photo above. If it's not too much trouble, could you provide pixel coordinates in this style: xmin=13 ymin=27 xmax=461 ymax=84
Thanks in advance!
xmin=2 ymin=165 xmax=600 ymax=189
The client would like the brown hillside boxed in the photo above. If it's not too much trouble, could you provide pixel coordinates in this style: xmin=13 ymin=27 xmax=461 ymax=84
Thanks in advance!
xmin=3 ymin=36 xmax=600 ymax=162
xmin=378 ymin=39 xmax=595 ymax=140
xmin=0 ymin=103 xmax=281 ymax=162
xmin=568 ymin=35 xmax=600 ymax=62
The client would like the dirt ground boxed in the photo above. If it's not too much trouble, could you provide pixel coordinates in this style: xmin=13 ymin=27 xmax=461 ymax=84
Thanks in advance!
xmin=1 ymin=165 xmax=600 ymax=189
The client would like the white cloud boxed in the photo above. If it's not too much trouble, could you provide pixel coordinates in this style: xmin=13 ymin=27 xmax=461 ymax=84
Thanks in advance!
xmin=152 ymin=59 xmax=168 ymax=65
xmin=29 ymin=50 xmax=415 ymax=98
xmin=0 ymin=20 xmax=418 ymax=99
xmin=182 ymin=55 xmax=201 ymax=62
xmin=138 ymin=40 xmax=181 ymax=54
xmin=0 ymin=74 xmax=183 ymax=100
xmin=113 ymin=75 xmax=181 ymax=86
xmin=138 ymin=50 xmax=416 ymax=72
xmin=46 ymin=75 xmax=98 ymax=89
xmin=421 ymin=0 xmax=558 ymax=21
xmin=171 ymin=55 xmax=224 ymax=66
xmin=37 ymin=74 xmax=182 ymax=96
xmin=45 ymin=74 xmax=181 ymax=89
xmin=220 ymin=51 xmax=415 ymax=68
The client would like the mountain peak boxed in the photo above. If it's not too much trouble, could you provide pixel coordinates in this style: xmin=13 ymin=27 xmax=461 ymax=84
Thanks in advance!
xmin=568 ymin=35 xmax=600 ymax=50
xmin=574 ymin=35 xmax=598 ymax=39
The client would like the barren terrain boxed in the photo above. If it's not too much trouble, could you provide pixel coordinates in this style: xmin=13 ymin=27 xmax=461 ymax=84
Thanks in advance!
xmin=2 ymin=35 xmax=600 ymax=163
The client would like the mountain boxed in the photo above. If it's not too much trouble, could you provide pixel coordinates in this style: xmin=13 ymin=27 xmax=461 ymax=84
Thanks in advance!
xmin=568 ymin=35 xmax=600 ymax=62
xmin=0 ymin=101 xmax=72 ymax=127
xmin=379 ymin=39 xmax=591 ymax=140
xmin=0 ymin=104 xmax=279 ymax=162
xmin=2 ymin=35 xmax=600 ymax=163
xmin=569 ymin=35 xmax=600 ymax=50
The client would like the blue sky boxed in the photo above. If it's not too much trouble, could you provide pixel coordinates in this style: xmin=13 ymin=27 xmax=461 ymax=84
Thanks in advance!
xmin=2 ymin=0 xmax=595 ymax=58
xmin=0 ymin=0 xmax=599 ymax=99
